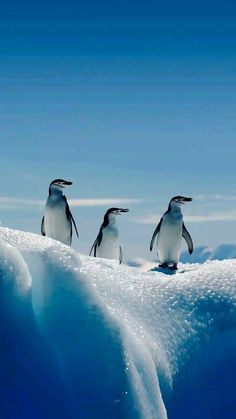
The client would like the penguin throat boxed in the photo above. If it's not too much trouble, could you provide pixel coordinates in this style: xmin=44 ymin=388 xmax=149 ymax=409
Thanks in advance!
xmin=170 ymin=202 xmax=182 ymax=212
xmin=49 ymin=187 xmax=63 ymax=200
xmin=108 ymin=214 xmax=117 ymax=225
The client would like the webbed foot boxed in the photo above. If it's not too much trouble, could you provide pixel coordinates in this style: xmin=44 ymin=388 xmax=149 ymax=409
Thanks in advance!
xmin=159 ymin=263 xmax=169 ymax=269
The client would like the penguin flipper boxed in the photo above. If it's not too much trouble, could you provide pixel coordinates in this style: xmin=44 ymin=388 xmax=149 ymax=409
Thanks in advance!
xmin=89 ymin=229 xmax=103 ymax=257
xmin=65 ymin=199 xmax=79 ymax=241
xmin=182 ymin=223 xmax=193 ymax=254
xmin=70 ymin=212 xmax=79 ymax=238
xmin=119 ymin=246 xmax=122 ymax=264
xmin=41 ymin=216 xmax=46 ymax=236
xmin=150 ymin=218 xmax=162 ymax=251
xmin=89 ymin=239 xmax=98 ymax=256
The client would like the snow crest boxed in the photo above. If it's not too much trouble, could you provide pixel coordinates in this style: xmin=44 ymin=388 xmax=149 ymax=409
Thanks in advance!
xmin=0 ymin=227 xmax=236 ymax=419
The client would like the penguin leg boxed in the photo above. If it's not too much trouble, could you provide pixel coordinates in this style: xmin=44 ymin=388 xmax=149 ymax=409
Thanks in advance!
xmin=159 ymin=263 xmax=169 ymax=269
xmin=169 ymin=263 xmax=178 ymax=271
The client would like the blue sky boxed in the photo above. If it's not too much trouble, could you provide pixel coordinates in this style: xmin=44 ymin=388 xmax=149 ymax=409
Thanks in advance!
xmin=0 ymin=0 xmax=236 ymax=259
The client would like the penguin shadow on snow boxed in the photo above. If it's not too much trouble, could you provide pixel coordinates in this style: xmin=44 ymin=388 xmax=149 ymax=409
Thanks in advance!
xmin=150 ymin=263 xmax=199 ymax=275
xmin=150 ymin=266 xmax=178 ymax=276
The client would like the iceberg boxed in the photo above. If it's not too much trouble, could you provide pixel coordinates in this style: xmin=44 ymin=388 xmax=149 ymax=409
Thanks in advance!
xmin=181 ymin=244 xmax=236 ymax=264
xmin=0 ymin=226 xmax=236 ymax=419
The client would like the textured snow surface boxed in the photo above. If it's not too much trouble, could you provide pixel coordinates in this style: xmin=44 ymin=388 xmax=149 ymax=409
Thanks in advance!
xmin=0 ymin=227 xmax=236 ymax=419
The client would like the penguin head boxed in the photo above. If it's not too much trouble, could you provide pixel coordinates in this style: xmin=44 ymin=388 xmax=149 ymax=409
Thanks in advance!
xmin=49 ymin=179 xmax=73 ymax=193
xmin=104 ymin=207 xmax=129 ymax=224
xmin=169 ymin=196 xmax=192 ymax=208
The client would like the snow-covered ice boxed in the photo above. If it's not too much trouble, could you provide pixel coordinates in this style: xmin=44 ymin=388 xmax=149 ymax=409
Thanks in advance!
xmin=0 ymin=226 xmax=236 ymax=419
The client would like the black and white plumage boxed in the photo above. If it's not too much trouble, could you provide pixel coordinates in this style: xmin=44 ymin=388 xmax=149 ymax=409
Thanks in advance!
xmin=150 ymin=196 xmax=193 ymax=270
xmin=41 ymin=179 xmax=79 ymax=246
xmin=89 ymin=207 xmax=129 ymax=264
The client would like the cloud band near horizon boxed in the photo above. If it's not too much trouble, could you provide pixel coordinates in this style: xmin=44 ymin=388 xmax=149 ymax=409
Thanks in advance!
xmin=133 ymin=211 xmax=236 ymax=224
xmin=0 ymin=197 xmax=141 ymax=209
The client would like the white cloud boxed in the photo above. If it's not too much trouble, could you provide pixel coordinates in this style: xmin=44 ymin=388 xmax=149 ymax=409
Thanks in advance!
xmin=0 ymin=198 xmax=44 ymax=209
xmin=185 ymin=212 xmax=236 ymax=222
xmin=0 ymin=197 xmax=140 ymax=209
xmin=133 ymin=211 xmax=236 ymax=224
xmin=195 ymin=194 xmax=236 ymax=202
xmin=68 ymin=198 xmax=141 ymax=207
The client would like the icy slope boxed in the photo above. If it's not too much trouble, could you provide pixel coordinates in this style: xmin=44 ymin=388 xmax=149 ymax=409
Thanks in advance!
xmin=0 ymin=227 xmax=236 ymax=419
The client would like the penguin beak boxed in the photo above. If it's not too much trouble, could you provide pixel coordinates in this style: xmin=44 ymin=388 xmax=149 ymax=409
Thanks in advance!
xmin=118 ymin=208 xmax=129 ymax=214
xmin=181 ymin=197 xmax=192 ymax=204
xmin=61 ymin=181 xmax=73 ymax=187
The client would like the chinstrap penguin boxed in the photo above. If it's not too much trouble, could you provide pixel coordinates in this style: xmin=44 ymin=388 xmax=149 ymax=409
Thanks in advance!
xmin=150 ymin=196 xmax=193 ymax=270
xmin=41 ymin=179 xmax=79 ymax=246
xmin=89 ymin=207 xmax=129 ymax=263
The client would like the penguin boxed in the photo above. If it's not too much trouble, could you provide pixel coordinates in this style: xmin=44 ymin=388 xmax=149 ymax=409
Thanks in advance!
xmin=150 ymin=196 xmax=193 ymax=270
xmin=89 ymin=207 xmax=129 ymax=263
xmin=41 ymin=179 xmax=79 ymax=246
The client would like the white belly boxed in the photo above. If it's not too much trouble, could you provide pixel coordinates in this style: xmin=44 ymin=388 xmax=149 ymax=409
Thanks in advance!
xmin=96 ymin=225 xmax=120 ymax=261
xmin=157 ymin=212 xmax=183 ymax=264
xmin=44 ymin=202 xmax=71 ymax=246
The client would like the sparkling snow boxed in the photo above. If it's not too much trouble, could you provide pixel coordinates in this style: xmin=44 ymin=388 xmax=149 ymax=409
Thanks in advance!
xmin=0 ymin=227 xmax=236 ymax=419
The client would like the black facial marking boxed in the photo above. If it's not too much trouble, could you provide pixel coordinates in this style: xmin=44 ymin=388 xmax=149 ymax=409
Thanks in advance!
xmin=103 ymin=207 xmax=129 ymax=226
xmin=49 ymin=179 xmax=72 ymax=195
xmin=50 ymin=178 xmax=72 ymax=185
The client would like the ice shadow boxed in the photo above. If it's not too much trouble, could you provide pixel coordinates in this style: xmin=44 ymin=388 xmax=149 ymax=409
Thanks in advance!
xmin=150 ymin=266 xmax=178 ymax=275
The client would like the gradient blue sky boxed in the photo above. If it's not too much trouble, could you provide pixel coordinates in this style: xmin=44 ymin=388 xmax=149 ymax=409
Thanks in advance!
xmin=0 ymin=0 xmax=236 ymax=259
